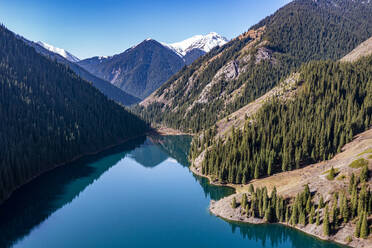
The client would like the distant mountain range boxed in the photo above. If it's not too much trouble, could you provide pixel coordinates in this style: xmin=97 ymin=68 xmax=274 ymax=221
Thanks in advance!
xmin=21 ymin=38 xmax=140 ymax=106
xmin=77 ymin=33 xmax=228 ymax=99
xmin=28 ymin=33 xmax=227 ymax=100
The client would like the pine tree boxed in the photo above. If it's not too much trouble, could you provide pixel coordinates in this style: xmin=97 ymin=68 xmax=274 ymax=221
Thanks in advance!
xmin=249 ymin=184 xmax=254 ymax=194
xmin=342 ymin=194 xmax=349 ymax=223
xmin=231 ymin=197 xmax=237 ymax=209
xmin=319 ymin=195 xmax=324 ymax=208
xmin=265 ymin=206 xmax=273 ymax=223
xmin=316 ymin=208 xmax=320 ymax=226
xmin=360 ymin=164 xmax=368 ymax=183
xmin=299 ymin=210 xmax=306 ymax=226
xmin=328 ymin=167 xmax=336 ymax=180
xmin=355 ymin=216 xmax=361 ymax=238
xmin=323 ymin=206 xmax=330 ymax=236
xmin=349 ymin=173 xmax=355 ymax=194
xmin=242 ymin=193 xmax=247 ymax=209
xmin=291 ymin=204 xmax=298 ymax=225
xmin=285 ymin=206 xmax=290 ymax=223
xmin=360 ymin=212 xmax=369 ymax=239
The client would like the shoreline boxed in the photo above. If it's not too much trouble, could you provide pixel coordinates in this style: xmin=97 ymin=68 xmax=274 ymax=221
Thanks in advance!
xmin=0 ymin=133 xmax=148 ymax=206
xmin=189 ymin=165 xmax=371 ymax=248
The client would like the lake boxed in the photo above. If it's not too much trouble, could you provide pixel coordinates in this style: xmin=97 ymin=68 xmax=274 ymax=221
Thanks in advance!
xmin=0 ymin=135 xmax=345 ymax=248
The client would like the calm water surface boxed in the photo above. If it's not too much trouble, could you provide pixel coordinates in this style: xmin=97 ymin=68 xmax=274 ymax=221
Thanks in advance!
xmin=0 ymin=136 xmax=345 ymax=248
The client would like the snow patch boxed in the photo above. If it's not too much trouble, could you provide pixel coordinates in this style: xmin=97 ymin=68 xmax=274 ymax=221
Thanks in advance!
xmin=162 ymin=32 xmax=228 ymax=57
xmin=36 ymin=41 xmax=80 ymax=62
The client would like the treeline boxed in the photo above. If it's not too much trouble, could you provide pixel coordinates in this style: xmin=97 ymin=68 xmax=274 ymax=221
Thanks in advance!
xmin=233 ymin=175 xmax=371 ymax=238
xmin=192 ymin=56 xmax=372 ymax=184
xmin=0 ymin=25 xmax=149 ymax=203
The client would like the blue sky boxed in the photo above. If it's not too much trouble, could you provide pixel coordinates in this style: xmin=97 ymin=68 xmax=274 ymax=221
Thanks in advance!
xmin=0 ymin=0 xmax=291 ymax=59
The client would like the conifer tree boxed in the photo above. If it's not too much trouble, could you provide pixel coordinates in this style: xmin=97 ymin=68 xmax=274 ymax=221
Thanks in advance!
xmin=249 ymin=184 xmax=254 ymax=194
xmin=242 ymin=193 xmax=247 ymax=209
xmin=291 ymin=204 xmax=298 ymax=225
xmin=355 ymin=216 xmax=361 ymax=238
xmin=316 ymin=208 xmax=320 ymax=226
xmin=231 ymin=197 xmax=237 ymax=209
xmin=360 ymin=164 xmax=368 ymax=183
xmin=360 ymin=212 xmax=369 ymax=239
xmin=323 ymin=206 xmax=330 ymax=236
xmin=319 ymin=195 xmax=324 ymax=209
xmin=299 ymin=210 xmax=306 ymax=226
xmin=349 ymin=173 xmax=355 ymax=194
xmin=285 ymin=206 xmax=290 ymax=223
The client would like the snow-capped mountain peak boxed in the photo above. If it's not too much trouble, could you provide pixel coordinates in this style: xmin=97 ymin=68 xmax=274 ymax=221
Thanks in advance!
xmin=36 ymin=41 xmax=80 ymax=63
xmin=163 ymin=32 xmax=228 ymax=57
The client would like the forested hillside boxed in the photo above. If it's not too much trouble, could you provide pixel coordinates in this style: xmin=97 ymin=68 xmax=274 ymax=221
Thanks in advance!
xmin=0 ymin=25 xmax=149 ymax=203
xmin=191 ymin=55 xmax=372 ymax=184
xmin=22 ymin=38 xmax=140 ymax=106
xmin=137 ymin=0 xmax=372 ymax=132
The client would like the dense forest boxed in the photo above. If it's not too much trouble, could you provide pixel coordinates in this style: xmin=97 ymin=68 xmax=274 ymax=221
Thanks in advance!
xmin=232 ymin=171 xmax=371 ymax=239
xmin=136 ymin=0 xmax=372 ymax=133
xmin=191 ymin=56 xmax=372 ymax=183
xmin=0 ymin=25 xmax=149 ymax=203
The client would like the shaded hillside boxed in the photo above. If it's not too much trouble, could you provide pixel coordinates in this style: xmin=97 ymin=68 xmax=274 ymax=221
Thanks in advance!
xmin=137 ymin=0 xmax=372 ymax=132
xmin=0 ymin=25 xmax=149 ymax=204
xmin=78 ymin=39 xmax=185 ymax=99
xmin=22 ymin=38 xmax=140 ymax=105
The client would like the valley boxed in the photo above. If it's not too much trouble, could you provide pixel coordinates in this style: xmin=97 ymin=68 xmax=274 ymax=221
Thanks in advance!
xmin=0 ymin=0 xmax=371 ymax=247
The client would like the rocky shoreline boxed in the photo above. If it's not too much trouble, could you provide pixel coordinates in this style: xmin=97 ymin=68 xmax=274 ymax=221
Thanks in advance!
xmin=209 ymin=193 xmax=371 ymax=248
xmin=189 ymin=130 xmax=372 ymax=248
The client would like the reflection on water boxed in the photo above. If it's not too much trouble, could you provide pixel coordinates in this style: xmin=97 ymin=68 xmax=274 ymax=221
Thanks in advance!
xmin=0 ymin=137 xmax=145 ymax=248
xmin=0 ymin=135 xmax=344 ymax=248
xmin=227 ymin=222 xmax=342 ymax=248
xmin=192 ymin=174 xmax=235 ymax=201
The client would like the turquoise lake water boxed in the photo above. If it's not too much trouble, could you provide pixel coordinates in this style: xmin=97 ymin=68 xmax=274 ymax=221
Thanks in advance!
xmin=0 ymin=135 xmax=345 ymax=248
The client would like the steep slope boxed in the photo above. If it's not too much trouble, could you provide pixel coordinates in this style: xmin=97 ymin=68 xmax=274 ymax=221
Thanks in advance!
xmin=209 ymin=129 xmax=372 ymax=247
xmin=341 ymin=36 xmax=372 ymax=62
xmin=0 ymin=25 xmax=149 ymax=204
xmin=137 ymin=0 xmax=372 ymax=133
xmin=36 ymin=41 xmax=80 ymax=62
xmin=22 ymin=39 xmax=140 ymax=105
xmin=78 ymin=39 xmax=185 ymax=99
xmin=191 ymin=55 xmax=372 ymax=185
xmin=78 ymin=33 xmax=227 ymax=99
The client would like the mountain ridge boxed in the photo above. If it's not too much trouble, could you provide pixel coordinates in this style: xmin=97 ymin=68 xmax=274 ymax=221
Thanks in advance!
xmin=136 ymin=0 xmax=372 ymax=132
xmin=78 ymin=33 xmax=227 ymax=99
xmin=36 ymin=41 xmax=80 ymax=62
xmin=21 ymin=38 xmax=140 ymax=105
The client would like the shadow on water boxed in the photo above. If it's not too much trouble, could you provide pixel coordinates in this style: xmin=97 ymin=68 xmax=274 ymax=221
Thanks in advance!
xmin=0 ymin=136 xmax=146 ymax=248
xmin=192 ymin=174 xmax=235 ymax=201
xmin=227 ymin=222 xmax=345 ymax=248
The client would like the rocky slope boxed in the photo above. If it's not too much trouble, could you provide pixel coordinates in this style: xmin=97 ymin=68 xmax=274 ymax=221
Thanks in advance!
xmin=78 ymin=33 xmax=227 ymax=99
xmin=137 ymin=0 xmax=372 ymax=133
